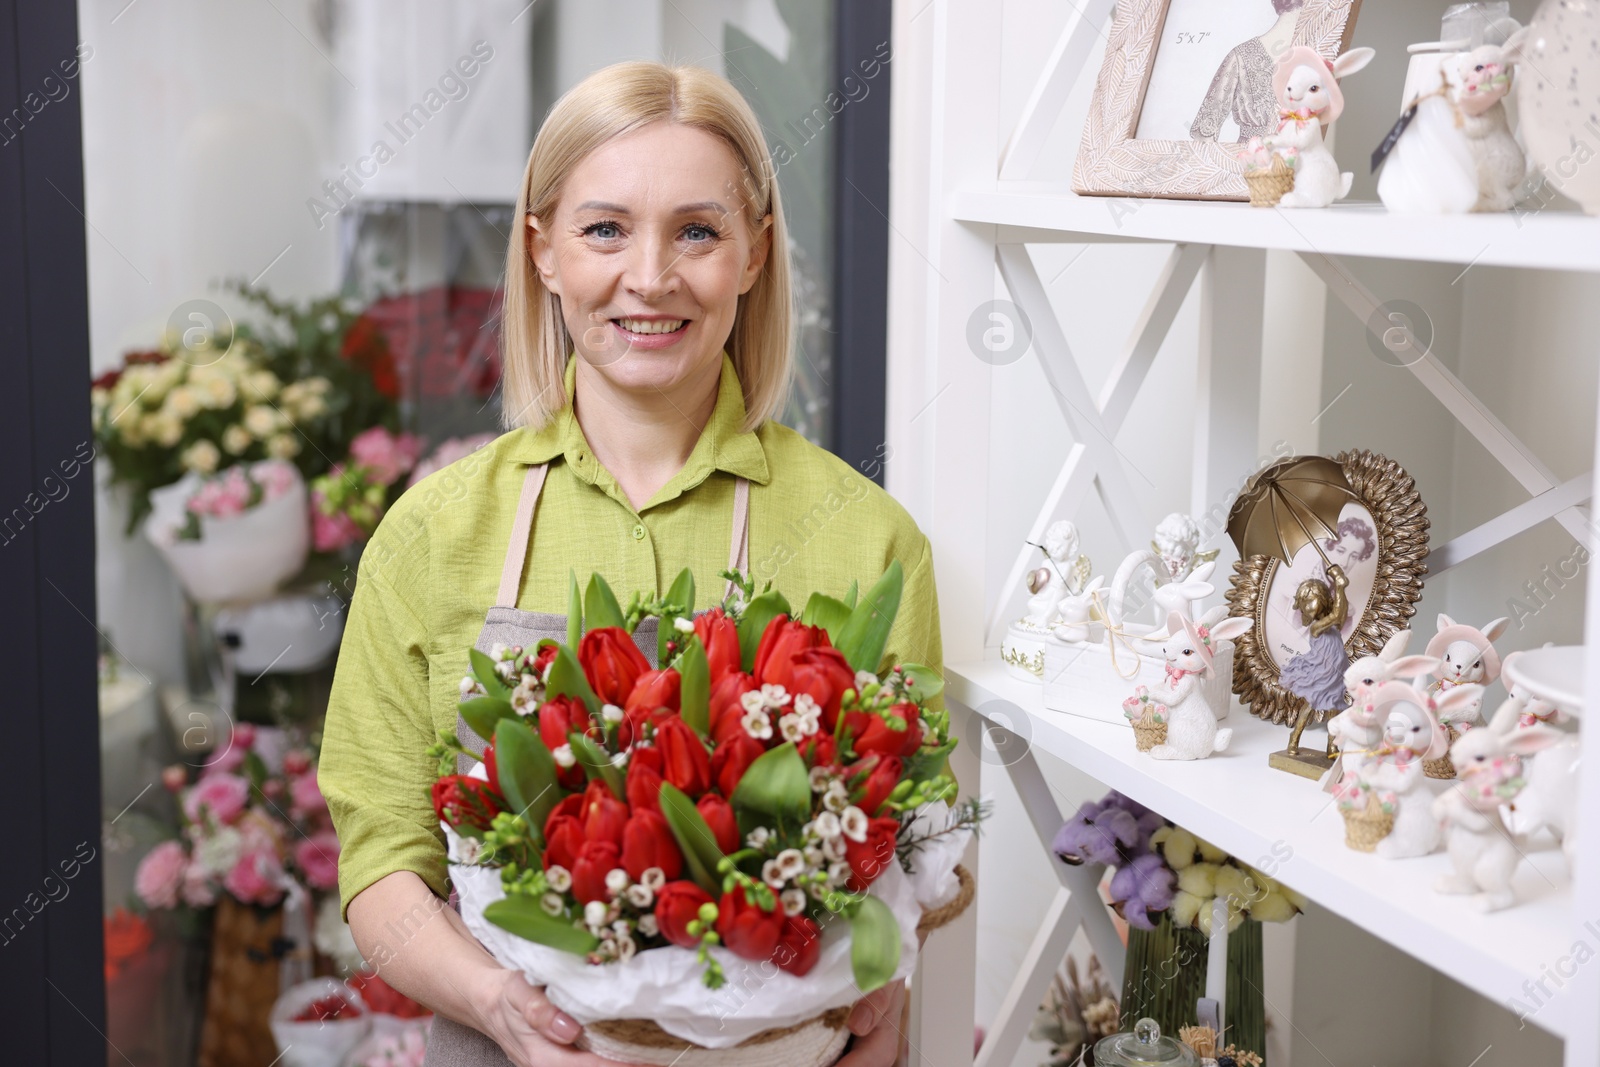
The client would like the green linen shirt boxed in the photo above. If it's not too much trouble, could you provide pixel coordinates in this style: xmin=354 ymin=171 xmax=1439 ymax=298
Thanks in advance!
xmin=319 ymin=350 xmax=944 ymax=919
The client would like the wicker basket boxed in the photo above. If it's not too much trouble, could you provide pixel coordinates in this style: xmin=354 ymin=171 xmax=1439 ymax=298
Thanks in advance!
xmin=1340 ymin=793 xmax=1395 ymax=852
xmin=1424 ymin=724 xmax=1462 ymax=779
xmin=1132 ymin=719 xmax=1168 ymax=752
xmin=1243 ymin=156 xmax=1294 ymax=207
xmin=196 ymin=897 xmax=284 ymax=1067
xmin=574 ymin=865 xmax=976 ymax=1067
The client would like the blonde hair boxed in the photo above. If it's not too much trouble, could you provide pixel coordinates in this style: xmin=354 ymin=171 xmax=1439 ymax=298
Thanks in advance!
xmin=500 ymin=61 xmax=793 ymax=433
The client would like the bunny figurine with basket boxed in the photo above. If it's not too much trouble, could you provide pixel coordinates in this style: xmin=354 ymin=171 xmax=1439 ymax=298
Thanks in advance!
xmin=1356 ymin=682 xmax=1482 ymax=859
xmin=1421 ymin=614 xmax=1508 ymax=778
xmin=1264 ymin=46 xmax=1377 ymax=208
xmin=1127 ymin=611 xmax=1253 ymax=761
xmin=1321 ymin=630 xmax=1440 ymax=793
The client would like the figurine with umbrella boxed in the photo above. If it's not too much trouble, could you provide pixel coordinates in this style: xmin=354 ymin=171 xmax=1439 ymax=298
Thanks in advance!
xmin=1228 ymin=457 xmax=1360 ymax=774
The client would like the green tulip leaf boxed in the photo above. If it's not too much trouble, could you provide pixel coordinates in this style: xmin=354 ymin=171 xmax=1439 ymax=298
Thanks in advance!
xmin=737 ymin=589 xmax=793 ymax=673
xmin=469 ymin=648 xmax=509 ymax=700
xmin=679 ymin=637 xmax=710 ymax=737
xmin=835 ymin=561 xmax=903 ymax=674
xmin=843 ymin=579 xmax=859 ymax=610
xmin=660 ymin=568 xmax=698 ymax=662
xmin=898 ymin=663 xmax=945 ymax=701
xmin=585 ymin=573 xmax=626 ymax=632
xmin=801 ymin=592 xmax=852 ymax=644
xmin=567 ymin=731 xmax=626 ymax=801
xmin=484 ymin=896 xmax=599 ymax=956
xmin=459 ymin=697 xmax=515 ymax=744
xmin=849 ymin=894 xmax=902 ymax=993
xmin=658 ymin=781 xmax=725 ymax=895
xmin=546 ymin=643 xmax=601 ymax=717
xmin=492 ymin=718 xmax=562 ymax=836
xmin=567 ymin=569 xmax=582 ymax=650
xmin=731 ymin=742 xmax=810 ymax=832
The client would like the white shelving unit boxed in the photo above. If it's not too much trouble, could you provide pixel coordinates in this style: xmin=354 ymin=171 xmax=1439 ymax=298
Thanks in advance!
xmin=893 ymin=3 xmax=1600 ymax=1066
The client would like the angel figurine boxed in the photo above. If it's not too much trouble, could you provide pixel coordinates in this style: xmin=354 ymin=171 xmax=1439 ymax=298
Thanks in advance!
xmin=1022 ymin=520 xmax=1092 ymax=628
xmin=1278 ymin=565 xmax=1351 ymax=757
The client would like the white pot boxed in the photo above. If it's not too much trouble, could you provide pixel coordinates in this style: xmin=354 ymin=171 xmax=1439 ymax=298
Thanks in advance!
xmin=1518 ymin=0 xmax=1600 ymax=214
xmin=213 ymin=592 xmax=347 ymax=673
xmin=144 ymin=467 xmax=310 ymax=604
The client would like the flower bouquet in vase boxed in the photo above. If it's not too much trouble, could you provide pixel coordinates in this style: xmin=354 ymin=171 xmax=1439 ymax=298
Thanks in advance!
xmin=429 ymin=564 xmax=981 ymax=1067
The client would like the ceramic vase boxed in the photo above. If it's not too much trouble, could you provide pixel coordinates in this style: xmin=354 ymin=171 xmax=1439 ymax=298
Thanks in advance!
xmin=1517 ymin=0 xmax=1600 ymax=214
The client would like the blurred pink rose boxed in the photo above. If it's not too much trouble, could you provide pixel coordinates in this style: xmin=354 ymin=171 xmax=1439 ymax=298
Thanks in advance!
xmin=283 ymin=749 xmax=313 ymax=777
xmin=232 ymin=723 xmax=258 ymax=749
xmin=224 ymin=848 xmax=286 ymax=907
xmin=251 ymin=459 xmax=298 ymax=501
xmin=199 ymin=743 xmax=246 ymax=778
xmin=180 ymin=864 xmax=217 ymax=908
xmin=350 ymin=427 xmax=425 ymax=487
xmin=407 ymin=433 xmax=497 ymax=487
xmin=184 ymin=773 xmax=250 ymax=826
xmin=290 ymin=772 xmax=328 ymax=821
xmin=312 ymin=492 xmax=367 ymax=552
xmin=134 ymin=840 xmax=187 ymax=910
xmin=295 ymin=830 xmax=341 ymax=890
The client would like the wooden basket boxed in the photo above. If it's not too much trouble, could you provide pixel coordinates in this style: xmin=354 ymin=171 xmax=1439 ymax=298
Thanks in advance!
xmin=1424 ymin=724 xmax=1462 ymax=779
xmin=1340 ymin=793 xmax=1394 ymax=852
xmin=1244 ymin=156 xmax=1294 ymax=207
xmin=1132 ymin=719 xmax=1168 ymax=752
xmin=196 ymin=896 xmax=284 ymax=1067
xmin=578 ymin=1007 xmax=853 ymax=1067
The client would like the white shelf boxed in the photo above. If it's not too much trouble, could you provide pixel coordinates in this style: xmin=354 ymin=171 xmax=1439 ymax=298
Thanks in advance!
xmin=947 ymin=657 xmax=1577 ymax=1040
xmin=951 ymin=184 xmax=1600 ymax=273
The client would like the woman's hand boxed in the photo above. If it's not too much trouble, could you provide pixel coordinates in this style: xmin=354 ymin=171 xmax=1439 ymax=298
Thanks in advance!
xmin=835 ymin=981 xmax=908 ymax=1067
xmin=473 ymin=969 xmax=615 ymax=1067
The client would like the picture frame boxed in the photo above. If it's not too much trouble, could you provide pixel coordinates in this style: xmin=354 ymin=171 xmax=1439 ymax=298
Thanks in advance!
xmin=1072 ymin=0 xmax=1365 ymax=200
xmin=1224 ymin=449 xmax=1428 ymax=725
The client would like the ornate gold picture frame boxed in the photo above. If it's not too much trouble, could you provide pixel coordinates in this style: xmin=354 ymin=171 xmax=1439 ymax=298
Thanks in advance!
xmin=1225 ymin=449 xmax=1429 ymax=725
xmin=1072 ymin=0 xmax=1365 ymax=200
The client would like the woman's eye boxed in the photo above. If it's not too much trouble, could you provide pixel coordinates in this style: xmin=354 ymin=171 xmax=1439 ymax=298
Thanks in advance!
xmin=582 ymin=221 xmax=622 ymax=240
xmin=683 ymin=223 xmax=720 ymax=242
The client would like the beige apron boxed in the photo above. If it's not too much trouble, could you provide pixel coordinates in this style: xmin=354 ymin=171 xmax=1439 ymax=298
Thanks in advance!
xmin=425 ymin=461 xmax=750 ymax=1066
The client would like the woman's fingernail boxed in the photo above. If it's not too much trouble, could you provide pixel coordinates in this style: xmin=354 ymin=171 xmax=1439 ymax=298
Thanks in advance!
xmin=551 ymin=1012 xmax=581 ymax=1042
xmin=848 ymin=1002 xmax=871 ymax=1034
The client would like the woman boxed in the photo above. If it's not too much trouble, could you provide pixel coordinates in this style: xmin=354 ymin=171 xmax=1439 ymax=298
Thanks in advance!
xmin=1189 ymin=0 xmax=1304 ymax=141
xmin=318 ymin=62 xmax=942 ymax=1067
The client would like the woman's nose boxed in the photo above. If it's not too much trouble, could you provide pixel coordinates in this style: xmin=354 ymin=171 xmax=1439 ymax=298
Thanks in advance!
xmin=621 ymin=233 xmax=681 ymax=299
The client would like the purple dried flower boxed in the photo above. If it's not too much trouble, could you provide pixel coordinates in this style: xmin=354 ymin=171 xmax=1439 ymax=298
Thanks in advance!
xmin=1109 ymin=853 xmax=1176 ymax=930
xmin=1053 ymin=800 xmax=1139 ymax=866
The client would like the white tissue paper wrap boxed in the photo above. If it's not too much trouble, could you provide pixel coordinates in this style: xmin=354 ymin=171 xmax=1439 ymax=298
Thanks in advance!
xmin=445 ymin=770 xmax=970 ymax=1047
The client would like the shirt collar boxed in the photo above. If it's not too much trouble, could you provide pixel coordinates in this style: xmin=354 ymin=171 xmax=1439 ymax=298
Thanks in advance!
xmin=506 ymin=349 xmax=771 ymax=502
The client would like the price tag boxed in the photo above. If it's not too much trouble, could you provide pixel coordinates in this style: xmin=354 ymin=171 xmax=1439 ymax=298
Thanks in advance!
xmin=1370 ymin=101 xmax=1419 ymax=173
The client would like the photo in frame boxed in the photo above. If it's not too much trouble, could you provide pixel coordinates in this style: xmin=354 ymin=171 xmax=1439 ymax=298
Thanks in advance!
xmin=1073 ymin=0 xmax=1365 ymax=200
xmin=1224 ymin=450 xmax=1429 ymax=734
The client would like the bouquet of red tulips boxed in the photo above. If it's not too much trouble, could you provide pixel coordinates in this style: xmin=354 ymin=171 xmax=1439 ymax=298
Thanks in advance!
xmin=428 ymin=564 xmax=980 ymax=1062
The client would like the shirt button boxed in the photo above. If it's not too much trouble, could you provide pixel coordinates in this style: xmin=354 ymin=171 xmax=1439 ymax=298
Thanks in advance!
xmin=632 ymin=524 xmax=645 ymax=540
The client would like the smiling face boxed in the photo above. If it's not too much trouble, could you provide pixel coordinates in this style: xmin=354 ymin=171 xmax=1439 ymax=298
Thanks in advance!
xmin=526 ymin=121 xmax=772 ymax=402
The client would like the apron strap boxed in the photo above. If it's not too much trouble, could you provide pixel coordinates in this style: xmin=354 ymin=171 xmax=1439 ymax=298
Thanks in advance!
xmin=724 ymin=476 xmax=750 ymax=601
xmin=495 ymin=462 xmax=549 ymax=609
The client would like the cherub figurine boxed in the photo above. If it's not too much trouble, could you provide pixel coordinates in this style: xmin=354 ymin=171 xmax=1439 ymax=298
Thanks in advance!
xmin=1022 ymin=520 xmax=1091 ymax=628
xmin=1278 ymin=565 xmax=1350 ymax=756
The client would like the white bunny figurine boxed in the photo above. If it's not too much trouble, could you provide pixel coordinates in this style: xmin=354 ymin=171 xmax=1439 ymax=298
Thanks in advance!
xmin=1321 ymin=630 xmax=1440 ymax=792
xmin=1357 ymin=682 xmax=1481 ymax=859
xmin=1266 ymin=46 xmax=1377 ymax=208
xmin=1424 ymin=613 xmax=1508 ymax=730
xmin=1449 ymin=32 xmax=1530 ymax=212
xmin=1051 ymin=574 xmax=1106 ymax=643
xmin=1432 ymin=697 xmax=1565 ymax=911
xmin=1145 ymin=610 xmax=1254 ymax=761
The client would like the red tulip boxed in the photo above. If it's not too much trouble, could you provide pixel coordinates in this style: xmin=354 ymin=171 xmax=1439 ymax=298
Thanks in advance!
xmin=580 ymin=627 xmax=650 ymax=706
xmin=844 ymin=815 xmax=901 ymax=891
xmin=531 ymin=643 xmax=558 ymax=680
xmin=621 ymin=809 xmax=683 ymax=881
xmin=482 ymin=742 xmax=499 ymax=794
xmin=430 ymin=776 xmax=504 ymax=832
xmin=847 ymin=755 xmax=903 ymax=816
xmin=571 ymin=840 xmax=621 ymax=904
xmin=780 ymin=647 xmax=858 ymax=730
xmin=694 ymin=608 xmax=742 ymax=684
xmin=710 ymin=735 xmax=765 ymax=797
xmin=538 ymin=695 xmax=591 ymax=789
xmin=696 ymin=793 xmax=739 ymax=854
xmin=656 ymin=881 xmax=714 ymax=948
xmin=625 ymin=669 xmax=680 ymax=718
xmin=546 ymin=792 xmax=584 ymax=827
xmin=844 ymin=703 xmax=923 ymax=759
xmin=709 ymin=672 xmax=758 ymax=745
xmin=797 ymin=732 xmax=838 ymax=770
xmin=581 ymin=780 xmax=629 ymax=849
xmin=655 ymin=715 xmax=712 ymax=797
xmin=626 ymin=745 xmax=665 ymax=814
xmin=752 ymin=616 xmax=830 ymax=684
xmin=716 ymin=884 xmax=785 ymax=962
xmin=772 ymin=914 xmax=823 ymax=976
xmin=542 ymin=814 xmax=584 ymax=872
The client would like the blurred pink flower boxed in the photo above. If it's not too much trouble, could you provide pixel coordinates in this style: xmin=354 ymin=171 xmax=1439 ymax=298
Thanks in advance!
xmin=180 ymin=864 xmax=217 ymax=908
xmin=184 ymin=773 xmax=250 ymax=826
xmin=407 ymin=433 xmax=497 ymax=487
xmin=199 ymin=743 xmax=245 ymax=778
xmin=224 ymin=848 xmax=286 ymax=907
xmin=295 ymin=830 xmax=341 ymax=890
xmin=290 ymin=772 xmax=329 ymax=821
xmin=252 ymin=459 xmax=299 ymax=500
xmin=349 ymin=427 xmax=425 ymax=487
xmin=134 ymin=840 xmax=187 ymax=909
